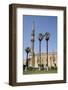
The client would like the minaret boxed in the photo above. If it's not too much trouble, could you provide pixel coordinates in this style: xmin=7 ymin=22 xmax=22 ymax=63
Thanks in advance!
xmin=31 ymin=21 xmax=35 ymax=68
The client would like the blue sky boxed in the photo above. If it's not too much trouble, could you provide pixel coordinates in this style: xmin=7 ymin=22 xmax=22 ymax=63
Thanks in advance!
xmin=23 ymin=15 xmax=57 ymax=59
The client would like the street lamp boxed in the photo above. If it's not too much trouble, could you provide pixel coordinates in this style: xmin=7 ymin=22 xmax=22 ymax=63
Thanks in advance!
xmin=25 ymin=47 xmax=31 ymax=69
xmin=45 ymin=32 xmax=50 ymax=71
xmin=38 ymin=33 xmax=43 ymax=70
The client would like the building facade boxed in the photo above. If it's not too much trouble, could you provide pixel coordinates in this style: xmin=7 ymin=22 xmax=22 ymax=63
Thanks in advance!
xmin=24 ymin=52 xmax=57 ymax=69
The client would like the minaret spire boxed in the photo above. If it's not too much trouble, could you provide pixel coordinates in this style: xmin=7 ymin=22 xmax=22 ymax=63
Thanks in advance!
xmin=31 ymin=20 xmax=35 ymax=68
xmin=32 ymin=20 xmax=35 ymax=32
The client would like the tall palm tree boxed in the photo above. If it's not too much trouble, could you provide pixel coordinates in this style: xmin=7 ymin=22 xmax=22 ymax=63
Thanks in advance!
xmin=45 ymin=32 xmax=50 ymax=71
xmin=38 ymin=33 xmax=43 ymax=70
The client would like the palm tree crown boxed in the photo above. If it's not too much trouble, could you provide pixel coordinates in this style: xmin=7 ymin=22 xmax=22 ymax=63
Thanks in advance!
xmin=38 ymin=33 xmax=43 ymax=41
xmin=45 ymin=32 xmax=50 ymax=40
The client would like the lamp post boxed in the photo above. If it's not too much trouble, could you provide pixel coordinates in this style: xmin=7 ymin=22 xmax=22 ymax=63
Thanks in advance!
xmin=38 ymin=33 xmax=43 ymax=70
xmin=25 ymin=47 xmax=31 ymax=69
xmin=45 ymin=32 xmax=50 ymax=71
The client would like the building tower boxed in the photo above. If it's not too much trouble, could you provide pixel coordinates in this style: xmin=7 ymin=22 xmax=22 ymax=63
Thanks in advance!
xmin=31 ymin=21 xmax=35 ymax=68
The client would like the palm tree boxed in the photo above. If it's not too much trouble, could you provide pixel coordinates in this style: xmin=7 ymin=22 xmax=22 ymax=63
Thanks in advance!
xmin=38 ymin=33 xmax=43 ymax=70
xmin=25 ymin=47 xmax=31 ymax=69
xmin=45 ymin=32 xmax=50 ymax=71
